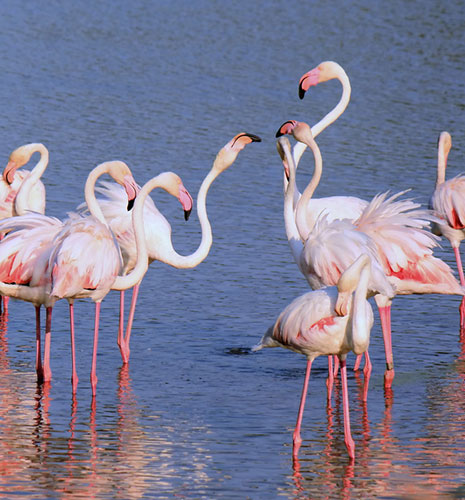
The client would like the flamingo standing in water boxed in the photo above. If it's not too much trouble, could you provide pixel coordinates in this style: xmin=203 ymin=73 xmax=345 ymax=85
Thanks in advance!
xmin=0 ymin=143 xmax=49 ymax=312
xmin=253 ymin=253 xmax=376 ymax=461
xmin=430 ymin=131 xmax=465 ymax=329
xmin=276 ymin=122 xmax=464 ymax=388
xmin=89 ymin=132 xmax=261 ymax=363
xmin=0 ymin=163 xmax=192 ymax=394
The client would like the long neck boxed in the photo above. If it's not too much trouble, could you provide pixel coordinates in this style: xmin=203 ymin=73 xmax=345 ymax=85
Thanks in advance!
xmin=293 ymin=68 xmax=350 ymax=169
xmin=112 ymin=176 xmax=155 ymax=290
xmin=14 ymin=144 xmax=48 ymax=215
xmin=84 ymin=164 xmax=111 ymax=225
xmin=281 ymin=144 xmax=304 ymax=268
xmin=295 ymin=135 xmax=323 ymax=240
xmin=151 ymin=168 xmax=220 ymax=269
xmin=436 ymin=139 xmax=448 ymax=186
xmin=350 ymin=264 xmax=371 ymax=354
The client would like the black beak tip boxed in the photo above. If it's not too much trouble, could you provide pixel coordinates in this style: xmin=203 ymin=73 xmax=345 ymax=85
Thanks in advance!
xmin=127 ymin=198 xmax=135 ymax=211
xmin=184 ymin=209 xmax=192 ymax=221
xmin=298 ymin=86 xmax=306 ymax=100
xmin=275 ymin=130 xmax=284 ymax=138
xmin=248 ymin=134 xmax=262 ymax=143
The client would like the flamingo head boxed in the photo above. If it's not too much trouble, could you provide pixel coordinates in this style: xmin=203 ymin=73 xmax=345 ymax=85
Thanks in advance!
xmin=106 ymin=161 xmax=140 ymax=211
xmin=214 ymin=132 xmax=261 ymax=173
xmin=276 ymin=120 xmax=314 ymax=147
xmin=276 ymin=136 xmax=292 ymax=180
xmin=298 ymin=61 xmax=343 ymax=99
xmin=156 ymin=172 xmax=193 ymax=221
xmin=3 ymin=143 xmax=43 ymax=185
xmin=438 ymin=131 xmax=452 ymax=160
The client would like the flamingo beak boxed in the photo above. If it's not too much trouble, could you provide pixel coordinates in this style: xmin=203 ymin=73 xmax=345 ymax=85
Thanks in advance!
xmin=298 ymin=67 xmax=321 ymax=99
xmin=3 ymin=161 xmax=18 ymax=185
xmin=275 ymin=120 xmax=297 ymax=138
xmin=123 ymin=175 xmax=140 ymax=211
xmin=179 ymin=185 xmax=193 ymax=221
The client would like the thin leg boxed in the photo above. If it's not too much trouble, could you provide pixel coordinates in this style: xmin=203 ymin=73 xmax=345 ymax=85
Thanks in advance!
xmin=326 ymin=356 xmax=334 ymax=403
xmin=339 ymin=357 xmax=355 ymax=460
xmin=1 ymin=296 xmax=9 ymax=315
xmin=122 ymin=283 xmax=140 ymax=364
xmin=353 ymin=354 xmax=362 ymax=371
xmin=43 ymin=307 xmax=53 ymax=383
xmin=362 ymin=351 xmax=372 ymax=402
xmin=69 ymin=302 xmax=79 ymax=394
xmin=90 ymin=302 xmax=101 ymax=397
xmin=378 ymin=305 xmax=394 ymax=388
xmin=453 ymin=248 xmax=465 ymax=331
xmin=333 ymin=355 xmax=340 ymax=378
xmin=35 ymin=306 xmax=44 ymax=382
xmin=293 ymin=359 xmax=312 ymax=459
xmin=118 ymin=290 xmax=125 ymax=352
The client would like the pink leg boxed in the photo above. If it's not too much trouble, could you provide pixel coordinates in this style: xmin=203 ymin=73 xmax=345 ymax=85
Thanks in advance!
xmin=69 ymin=302 xmax=79 ymax=394
xmin=293 ymin=359 xmax=312 ymax=459
xmin=1 ymin=296 xmax=9 ymax=315
xmin=122 ymin=283 xmax=140 ymax=362
xmin=333 ymin=355 xmax=340 ymax=378
xmin=353 ymin=354 xmax=362 ymax=371
xmin=118 ymin=290 xmax=125 ymax=353
xmin=43 ymin=307 xmax=53 ymax=383
xmin=378 ymin=305 xmax=394 ymax=388
xmin=339 ymin=357 xmax=355 ymax=460
xmin=90 ymin=302 xmax=101 ymax=397
xmin=326 ymin=356 xmax=334 ymax=403
xmin=362 ymin=351 xmax=372 ymax=402
xmin=453 ymin=248 xmax=465 ymax=330
xmin=35 ymin=306 xmax=44 ymax=382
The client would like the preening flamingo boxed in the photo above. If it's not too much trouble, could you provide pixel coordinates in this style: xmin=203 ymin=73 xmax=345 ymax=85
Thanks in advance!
xmin=0 ymin=143 xmax=48 ymax=219
xmin=430 ymin=131 xmax=465 ymax=329
xmin=91 ymin=132 xmax=261 ymax=363
xmin=0 ymin=143 xmax=49 ymax=312
xmin=277 ymin=122 xmax=464 ymax=388
xmin=253 ymin=253 xmax=376 ymax=461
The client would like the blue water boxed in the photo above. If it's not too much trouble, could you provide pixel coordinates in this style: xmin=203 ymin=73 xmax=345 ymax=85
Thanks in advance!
xmin=0 ymin=0 xmax=464 ymax=498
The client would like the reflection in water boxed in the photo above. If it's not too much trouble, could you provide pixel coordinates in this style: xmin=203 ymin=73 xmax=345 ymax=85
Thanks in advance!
xmin=285 ymin=341 xmax=465 ymax=498
xmin=0 ymin=345 xmax=216 ymax=499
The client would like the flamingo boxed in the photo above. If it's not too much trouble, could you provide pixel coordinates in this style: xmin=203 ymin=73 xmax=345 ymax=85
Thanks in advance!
xmin=277 ymin=121 xmax=464 ymax=388
xmin=0 ymin=143 xmax=49 ymax=312
xmin=88 ymin=132 xmax=261 ymax=363
xmin=0 ymin=163 xmax=192 ymax=394
xmin=283 ymin=61 xmax=368 ymax=221
xmin=0 ymin=142 xmax=48 ymax=219
xmin=430 ymin=131 xmax=465 ymax=329
xmin=253 ymin=253 xmax=376 ymax=461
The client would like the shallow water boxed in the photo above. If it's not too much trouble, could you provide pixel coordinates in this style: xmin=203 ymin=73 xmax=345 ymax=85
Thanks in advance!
xmin=0 ymin=0 xmax=465 ymax=498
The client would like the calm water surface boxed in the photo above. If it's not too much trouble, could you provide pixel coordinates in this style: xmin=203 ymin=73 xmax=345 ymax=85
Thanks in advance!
xmin=0 ymin=0 xmax=465 ymax=498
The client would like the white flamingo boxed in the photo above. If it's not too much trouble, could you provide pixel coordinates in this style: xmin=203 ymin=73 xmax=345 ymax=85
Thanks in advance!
xmin=90 ymin=132 xmax=261 ymax=363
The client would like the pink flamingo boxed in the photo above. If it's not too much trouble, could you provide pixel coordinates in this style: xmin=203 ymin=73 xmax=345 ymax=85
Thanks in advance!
xmin=430 ymin=131 xmax=465 ymax=329
xmin=90 ymin=132 xmax=261 ymax=363
xmin=0 ymin=142 xmax=48 ymax=219
xmin=277 ymin=121 xmax=464 ymax=388
xmin=0 ymin=163 xmax=192 ymax=395
xmin=253 ymin=253 xmax=375 ymax=461
xmin=0 ymin=143 xmax=49 ymax=312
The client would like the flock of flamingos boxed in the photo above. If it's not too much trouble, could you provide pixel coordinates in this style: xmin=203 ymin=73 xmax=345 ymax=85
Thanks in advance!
xmin=0 ymin=61 xmax=463 ymax=462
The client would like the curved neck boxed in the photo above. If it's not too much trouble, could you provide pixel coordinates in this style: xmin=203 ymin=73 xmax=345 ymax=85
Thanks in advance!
xmin=281 ymin=141 xmax=304 ymax=268
xmin=158 ymin=169 xmax=218 ymax=269
xmin=295 ymin=133 xmax=323 ymax=240
xmin=293 ymin=68 xmax=350 ymax=169
xmin=84 ymin=164 xmax=112 ymax=225
xmin=14 ymin=144 xmax=48 ymax=215
xmin=112 ymin=175 xmax=156 ymax=290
